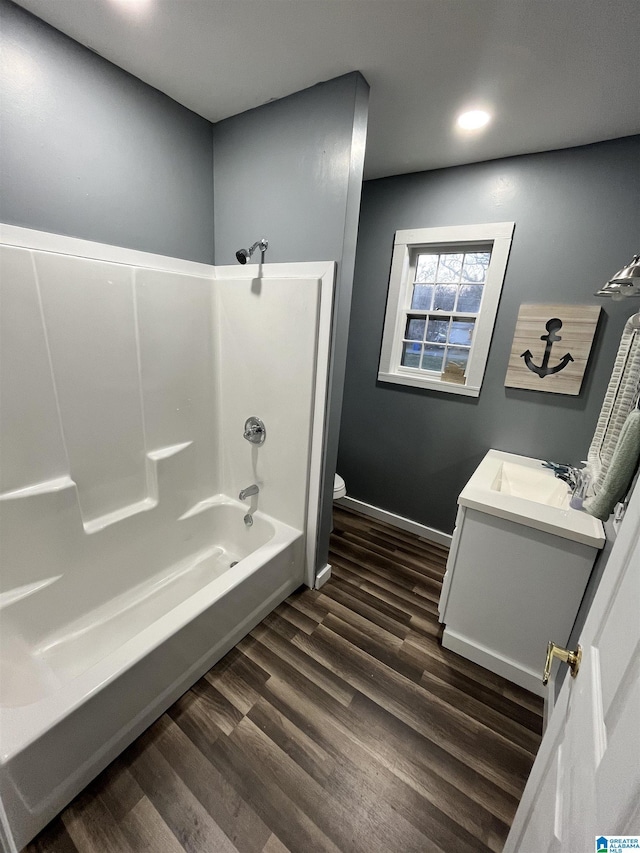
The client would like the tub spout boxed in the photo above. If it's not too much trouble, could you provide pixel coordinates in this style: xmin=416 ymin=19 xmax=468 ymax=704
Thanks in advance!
xmin=239 ymin=484 xmax=259 ymax=501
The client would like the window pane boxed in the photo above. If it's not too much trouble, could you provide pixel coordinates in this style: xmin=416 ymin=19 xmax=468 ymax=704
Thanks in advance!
xmin=405 ymin=317 xmax=426 ymax=340
xmin=411 ymin=284 xmax=434 ymax=310
xmin=461 ymin=252 xmax=491 ymax=283
xmin=436 ymin=253 xmax=463 ymax=283
xmin=421 ymin=344 xmax=445 ymax=372
xmin=426 ymin=318 xmax=449 ymax=343
xmin=401 ymin=342 xmax=422 ymax=368
xmin=444 ymin=347 xmax=469 ymax=381
xmin=449 ymin=318 xmax=475 ymax=346
xmin=433 ymin=284 xmax=456 ymax=311
xmin=457 ymin=284 xmax=483 ymax=313
xmin=415 ymin=254 xmax=438 ymax=282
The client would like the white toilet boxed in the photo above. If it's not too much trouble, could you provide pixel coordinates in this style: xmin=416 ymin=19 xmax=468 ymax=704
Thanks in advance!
xmin=333 ymin=473 xmax=346 ymax=500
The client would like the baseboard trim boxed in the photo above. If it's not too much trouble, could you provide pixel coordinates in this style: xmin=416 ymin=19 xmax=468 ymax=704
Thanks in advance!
xmin=335 ymin=496 xmax=452 ymax=548
xmin=314 ymin=564 xmax=332 ymax=589
xmin=442 ymin=627 xmax=545 ymax=698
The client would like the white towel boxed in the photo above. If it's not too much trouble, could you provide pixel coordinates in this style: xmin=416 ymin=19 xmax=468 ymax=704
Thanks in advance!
xmin=588 ymin=315 xmax=640 ymax=492
xmin=584 ymin=410 xmax=640 ymax=521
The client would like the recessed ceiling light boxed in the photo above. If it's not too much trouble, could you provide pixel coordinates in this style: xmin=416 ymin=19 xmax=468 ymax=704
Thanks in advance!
xmin=111 ymin=0 xmax=152 ymax=14
xmin=456 ymin=110 xmax=492 ymax=131
xmin=2 ymin=43 xmax=39 ymax=92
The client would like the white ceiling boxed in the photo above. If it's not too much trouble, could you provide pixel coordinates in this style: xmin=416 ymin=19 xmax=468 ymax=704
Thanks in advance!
xmin=13 ymin=0 xmax=640 ymax=179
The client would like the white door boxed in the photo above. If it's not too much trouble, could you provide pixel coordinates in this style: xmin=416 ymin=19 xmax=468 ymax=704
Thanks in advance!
xmin=504 ymin=480 xmax=640 ymax=853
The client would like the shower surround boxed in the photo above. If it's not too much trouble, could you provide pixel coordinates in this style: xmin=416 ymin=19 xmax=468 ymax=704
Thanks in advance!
xmin=0 ymin=225 xmax=334 ymax=849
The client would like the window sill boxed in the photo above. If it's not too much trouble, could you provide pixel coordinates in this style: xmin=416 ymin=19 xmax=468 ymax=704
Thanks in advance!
xmin=377 ymin=370 xmax=481 ymax=397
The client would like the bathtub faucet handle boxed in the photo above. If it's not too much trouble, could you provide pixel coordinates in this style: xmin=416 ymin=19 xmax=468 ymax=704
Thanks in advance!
xmin=244 ymin=416 xmax=266 ymax=446
xmin=239 ymin=484 xmax=259 ymax=501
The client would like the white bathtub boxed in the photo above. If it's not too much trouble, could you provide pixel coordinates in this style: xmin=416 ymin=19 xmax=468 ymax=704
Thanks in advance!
xmin=0 ymin=230 xmax=336 ymax=850
xmin=0 ymin=500 xmax=303 ymax=850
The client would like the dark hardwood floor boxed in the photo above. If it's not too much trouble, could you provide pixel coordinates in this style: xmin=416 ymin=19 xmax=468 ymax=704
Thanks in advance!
xmin=25 ymin=506 xmax=543 ymax=853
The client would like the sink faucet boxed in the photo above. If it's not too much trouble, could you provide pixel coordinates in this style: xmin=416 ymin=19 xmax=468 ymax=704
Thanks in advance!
xmin=239 ymin=484 xmax=259 ymax=501
xmin=542 ymin=461 xmax=579 ymax=491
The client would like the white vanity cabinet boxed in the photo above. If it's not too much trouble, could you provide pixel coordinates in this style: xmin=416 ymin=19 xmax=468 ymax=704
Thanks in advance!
xmin=438 ymin=450 xmax=605 ymax=697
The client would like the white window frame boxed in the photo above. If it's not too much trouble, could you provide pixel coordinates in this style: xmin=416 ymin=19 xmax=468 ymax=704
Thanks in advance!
xmin=378 ymin=222 xmax=514 ymax=397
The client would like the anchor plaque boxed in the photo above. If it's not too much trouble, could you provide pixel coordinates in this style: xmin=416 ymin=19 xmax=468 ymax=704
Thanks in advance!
xmin=505 ymin=304 xmax=601 ymax=395
xmin=521 ymin=318 xmax=574 ymax=377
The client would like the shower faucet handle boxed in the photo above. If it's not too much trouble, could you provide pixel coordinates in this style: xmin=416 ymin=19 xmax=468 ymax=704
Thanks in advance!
xmin=243 ymin=416 xmax=266 ymax=445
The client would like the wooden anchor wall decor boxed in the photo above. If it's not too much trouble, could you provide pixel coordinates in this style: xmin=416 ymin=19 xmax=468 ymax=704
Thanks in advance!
xmin=505 ymin=303 xmax=601 ymax=395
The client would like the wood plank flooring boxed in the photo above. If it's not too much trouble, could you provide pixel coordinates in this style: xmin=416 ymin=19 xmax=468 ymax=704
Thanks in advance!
xmin=24 ymin=506 xmax=543 ymax=853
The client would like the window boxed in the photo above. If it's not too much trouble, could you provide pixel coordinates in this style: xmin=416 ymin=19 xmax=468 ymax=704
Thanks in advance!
xmin=378 ymin=222 xmax=514 ymax=396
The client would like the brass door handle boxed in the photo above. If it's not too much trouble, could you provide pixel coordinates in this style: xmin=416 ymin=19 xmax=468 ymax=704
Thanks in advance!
xmin=542 ymin=641 xmax=582 ymax=686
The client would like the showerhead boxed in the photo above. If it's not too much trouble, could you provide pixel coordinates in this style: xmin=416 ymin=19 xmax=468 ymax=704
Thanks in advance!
xmin=235 ymin=238 xmax=268 ymax=265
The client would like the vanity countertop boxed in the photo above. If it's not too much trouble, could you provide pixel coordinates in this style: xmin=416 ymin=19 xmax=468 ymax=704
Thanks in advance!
xmin=459 ymin=449 xmax=606 ymax=548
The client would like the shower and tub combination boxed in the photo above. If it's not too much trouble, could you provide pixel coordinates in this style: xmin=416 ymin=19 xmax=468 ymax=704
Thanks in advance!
xmin=0 ymin=224 xmax=335 ymax=849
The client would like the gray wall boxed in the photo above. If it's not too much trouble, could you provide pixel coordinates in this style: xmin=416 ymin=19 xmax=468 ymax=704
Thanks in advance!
xmin=213 ymin=73 xmax=369 ymax=573
xmin=0 ymin=0 xmax=214 ymax=263
xmin=339 ymin=136 xmax=640 ymax=534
